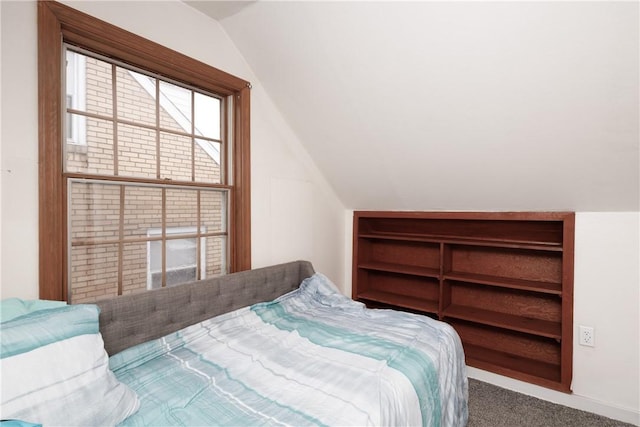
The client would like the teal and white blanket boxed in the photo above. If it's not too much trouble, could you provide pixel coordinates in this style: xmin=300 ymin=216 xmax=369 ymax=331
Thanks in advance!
xmin=111 ymin=274 xmax=468 ymax=426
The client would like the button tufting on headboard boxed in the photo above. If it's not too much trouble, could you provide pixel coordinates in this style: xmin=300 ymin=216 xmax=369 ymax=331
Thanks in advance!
xmin=96 ymin=260 xmax=315 ymax=356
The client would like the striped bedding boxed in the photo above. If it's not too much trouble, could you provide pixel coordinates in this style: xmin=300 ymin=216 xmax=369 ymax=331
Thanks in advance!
xmin=111 ymin=273 xmax=468 ymax=426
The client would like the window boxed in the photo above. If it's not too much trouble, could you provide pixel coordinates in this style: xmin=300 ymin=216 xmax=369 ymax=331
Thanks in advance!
xmin=63 ymin=48 xmax=231 ymax=302
xmin=38 ymin=1 xmax=251 ymax=302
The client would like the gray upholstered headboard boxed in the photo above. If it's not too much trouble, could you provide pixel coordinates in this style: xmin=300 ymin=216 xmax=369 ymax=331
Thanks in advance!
xmin=96 ymin=260 xmax=315 ymax=356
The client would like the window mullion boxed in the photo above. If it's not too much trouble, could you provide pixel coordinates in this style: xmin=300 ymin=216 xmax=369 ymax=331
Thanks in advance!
xmin=161 ymin=188 xmax=167 ymax=288
xmin=223 ymin=96 xmax=229 ymax=185
xmin=193 ymin=91 xmax=201 ymax=281
xmin=191 ymin=91 xmax=195 ymax=182
xmin=196 ymin=190 xmax=201 ymax=280
xmin=222 ymin=95 xmax=228 ymax=185
xmin=112 ymin=63 xmax=119 ymax=175
xmin=117 ymin=185 xmax=125 ymax=295
xmin=156 ymin=78 xmax=161 ymax=180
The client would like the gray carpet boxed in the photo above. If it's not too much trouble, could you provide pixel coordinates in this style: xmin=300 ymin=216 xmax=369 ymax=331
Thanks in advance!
xmin=468 ymin=378 xmax=635 ymax=427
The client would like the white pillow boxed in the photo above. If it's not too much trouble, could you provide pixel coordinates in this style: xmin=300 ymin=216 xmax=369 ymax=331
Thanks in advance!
xmin=0 ymin=301 xmax=139 ymax=426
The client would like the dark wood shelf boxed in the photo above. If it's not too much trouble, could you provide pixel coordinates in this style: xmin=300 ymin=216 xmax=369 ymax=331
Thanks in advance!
xmin=464 ymin=343 xmax=561 ymax=385
xmin=443 ymin=304 xmax=562 ymax=339
xmin=352 ymin=211 xmax=574 ymax=392
xmin=357 ymin=290 xmax=439 ymax=314
xmin=358 ymin=261 xmax=440 ymax=278
xmin=359 ymin=232 xmax=563 ymax=252
xmin=444 ymin=272 xmax=562 ymax=295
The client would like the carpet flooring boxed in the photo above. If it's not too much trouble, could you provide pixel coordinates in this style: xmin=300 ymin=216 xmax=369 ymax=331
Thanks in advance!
xmin=467 ymin=378 xmax=636 ymax=427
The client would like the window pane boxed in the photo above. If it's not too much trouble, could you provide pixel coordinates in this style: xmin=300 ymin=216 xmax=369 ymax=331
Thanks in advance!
xmin=147 ymin=229 xmax=200 ymax=289
xmin=159 ymin=80 xmax=192 ymax=133
xmin=166 ymin=189 xmax=197 ymax=229
xmin=69 ymin=243 xmax=119 ymax=303
xmin=66 ymin=115 xmax=114 ymax=175
xmin=67 ymin=183 xmax=226 ymax=300
xmin=206 ymin=236 xmax=227 ymax=277
xmin=148 ymin=239 xmax=162 ymax=275
xmin=150 ymin=266 xmax=197 ymax=289
xmin=65 ymin=110 xmax=87 ymax=146
xmin=194 ymin=92 xmax=220 ymax=140
xmin=118 ymin=123 xmax=156 ymax=178
xmin=122 ymin=242 xmax=148 ymax=296
xmin=117 ymin=67 xmax=156 ymax=126
xmin=123 ymin=186 xmax=162 ymax=238
xmin=69 ymin=181 xmax=120 ymax=243
xmin=194 ymin=138 xmax=221 ymax=183
xmin=65 ymin=50 xmax=86 ymax=113
xmin=85 ymin=56 xmax=113 ymax=116
xmin=160 ymin=132 xmax=192 ymax=181
xmin=67 ymin=50 xmax=114 ymax=117
xmin=163 ymin=267 xmax=197 ymax=287
xmin=166 ymin=238 xmax=197 ymax=270
xmin=201 ymin=190 xmax=226 ymax=233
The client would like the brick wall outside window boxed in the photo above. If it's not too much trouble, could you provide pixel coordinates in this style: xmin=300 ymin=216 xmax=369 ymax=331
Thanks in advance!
xmin=68 ymin=56 xmax=224 ymax=303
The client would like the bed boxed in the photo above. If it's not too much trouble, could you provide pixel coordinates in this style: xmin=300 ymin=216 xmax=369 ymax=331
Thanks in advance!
xmin=0 ymin=260 xmax=468 ymax=426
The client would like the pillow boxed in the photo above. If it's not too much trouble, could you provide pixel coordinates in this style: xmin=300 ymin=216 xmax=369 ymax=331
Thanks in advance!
xmin=0 ymin=298 xmax=67 ymax=323
xmin=0 ymin=302 xmax=139 ymax=426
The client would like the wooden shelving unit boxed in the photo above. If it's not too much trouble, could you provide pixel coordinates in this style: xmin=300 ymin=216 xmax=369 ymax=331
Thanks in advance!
xmin=352 ymin=211 xmax=575 ymax=392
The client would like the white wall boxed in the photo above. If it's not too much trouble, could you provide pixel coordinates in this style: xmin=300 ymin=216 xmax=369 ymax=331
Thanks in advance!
xmin=0 ymin=0 xmax=4 ymax=296
xmin=0 ymin=0 xmax=346 ymax=298
xmin=572 ymin=212 xmax=639 ymax=422
xmin=1 ymin=0 xmax=39 ymax=299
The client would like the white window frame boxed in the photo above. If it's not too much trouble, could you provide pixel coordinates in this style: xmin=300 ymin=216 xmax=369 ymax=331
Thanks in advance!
xmin=146 ymin=226 xmax=207 ymax=290
xmin=65 ymin=49 xmax=87 ymax=145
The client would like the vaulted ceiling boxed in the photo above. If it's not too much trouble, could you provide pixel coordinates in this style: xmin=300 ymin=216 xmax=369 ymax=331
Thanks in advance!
xmin=186 ymin=1 xmax=639 ymax=212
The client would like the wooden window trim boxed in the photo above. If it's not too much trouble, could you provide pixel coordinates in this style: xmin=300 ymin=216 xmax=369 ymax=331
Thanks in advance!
xmin=38 ymin=1 xmax=251 ymax=300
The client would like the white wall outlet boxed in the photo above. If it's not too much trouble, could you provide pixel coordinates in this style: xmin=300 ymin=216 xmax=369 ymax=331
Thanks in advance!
xmin=579 ymin=325 xmax=595 ymax=347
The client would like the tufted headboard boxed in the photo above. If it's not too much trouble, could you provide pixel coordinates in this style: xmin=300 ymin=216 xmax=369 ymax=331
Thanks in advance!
xmin=96 ymin=260 xmax=315 ymax=355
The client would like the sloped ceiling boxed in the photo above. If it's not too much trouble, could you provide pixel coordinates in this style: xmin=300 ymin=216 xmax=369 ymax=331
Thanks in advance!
xmin=188 ymin=1 xmax=639 ymax=212
xmin=184 ymin=1 xmax=255 ymax=20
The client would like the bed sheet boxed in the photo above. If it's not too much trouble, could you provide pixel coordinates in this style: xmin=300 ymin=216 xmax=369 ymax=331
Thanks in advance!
xmin=111 ymin=273 xmax=468 ymax=426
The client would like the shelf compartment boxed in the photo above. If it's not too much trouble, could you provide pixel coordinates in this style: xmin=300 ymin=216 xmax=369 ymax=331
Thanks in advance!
xmin=357 ymin=290 xmax=439 ymax=314
xmin=358 ymin=261 xmax=439 ymax=278
xmin=358 ymin=238 xmax=440 ymax=273
xmin=443 ymin=271 xmax=561 ymax=295
xmin=463 ymin=343 xmax=561 ymax=385
xmin=359 ymin=232 xmax=562 ymax=251
xmin=358 ymin=217 xmax=564 ymax=248
xmin=445 ymin=245 xmax=562 ymax=285
xmin=355 ymin=270 xmax=439 ymax=314
xmin=444 ymin=304 xmax=561 ymax=339
xmin=449 ymin=319 xmax=561 ymax=383
xmin=444 ymin=280 xmax=561 ymax=338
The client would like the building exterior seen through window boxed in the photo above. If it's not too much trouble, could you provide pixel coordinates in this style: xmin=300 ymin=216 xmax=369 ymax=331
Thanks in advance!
xmin=65 ymin=47 xmax=228 ymax=303
xmin=147 ymin=226 xmax=208 ymax=290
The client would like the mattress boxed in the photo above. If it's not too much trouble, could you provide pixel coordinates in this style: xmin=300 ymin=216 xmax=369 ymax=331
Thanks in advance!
xmin=111 ymin=273 xmax=468 ymax=426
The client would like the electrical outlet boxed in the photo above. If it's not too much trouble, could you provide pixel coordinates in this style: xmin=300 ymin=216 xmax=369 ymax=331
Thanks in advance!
xmin=579 ymin=325 xmax=595 ymax=347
